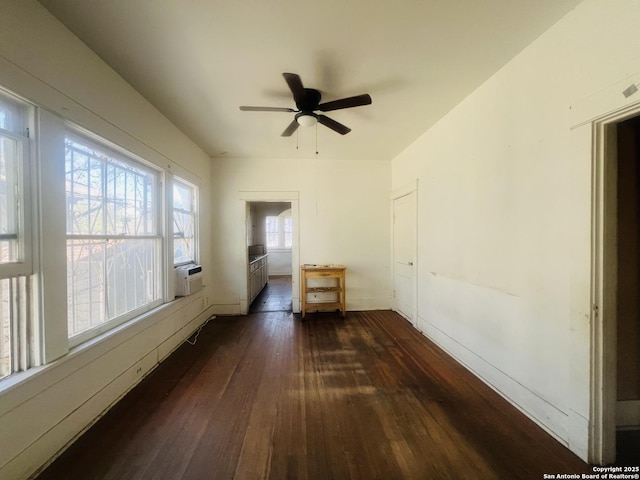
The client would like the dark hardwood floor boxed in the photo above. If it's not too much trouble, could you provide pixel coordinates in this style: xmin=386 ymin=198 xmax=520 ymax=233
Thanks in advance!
xmin=250 ymin=275 xmax=292 ymax=313
xmin=36 ymin=310 xmax=594 ymax=479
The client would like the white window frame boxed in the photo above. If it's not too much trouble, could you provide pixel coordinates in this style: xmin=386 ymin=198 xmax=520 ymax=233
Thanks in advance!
xmin=172 ymin=177 xmax=198 ymax=266
xmin=64 ymin=129 xmax=164 ymax=346
xmin=0 ymin=88 xmax=36 ymax=380
xmin=0 ymin=90 xmax=33 ymax=278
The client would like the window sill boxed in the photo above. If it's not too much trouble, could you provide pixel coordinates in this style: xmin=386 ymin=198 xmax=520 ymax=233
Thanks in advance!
xmin=0 ymin=294 xmax=197 ymax=403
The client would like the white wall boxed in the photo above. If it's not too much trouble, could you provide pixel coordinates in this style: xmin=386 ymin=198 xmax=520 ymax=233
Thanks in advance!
xmin=0 ymin=2 xmax=214 ymax=479
xmin=211 ymin=156 xmax=392 ymax=313
xmin=392 ymin=0 xmax=640 ymax=461
xmin=268 ymin=249 xmax=293 ymax=275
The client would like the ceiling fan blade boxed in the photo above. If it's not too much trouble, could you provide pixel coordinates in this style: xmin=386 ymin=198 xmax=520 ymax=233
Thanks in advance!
xmin=283 ymin=73 xmax=306 ymax=105
xmin=318 ymin=94 xmax=372 ymax=112
xmin=317 ymin=115 xmax=351 ymax=135
xmin=240 ymin=106 xmax=296 ymax=112
xmin=281 ymin=119 xmax=300 ymax=137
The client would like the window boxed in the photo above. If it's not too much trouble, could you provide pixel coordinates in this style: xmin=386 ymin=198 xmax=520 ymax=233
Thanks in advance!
xmin=0 ymin=81 xmax=207 ymax=383
xmin=265 ymin=216 xmax=278 ymax=248
xmin=173 ymin=178 xmax=197 ymax=265
xmin=284 ymin=216 xmax=292 ymax=248
xmin=0 ymin=80 xmax=208 ymax=384
xmin=65 ymin=134 xmax=162 ymax=341
xmin=0 ymin=90 xmax=32 ymax=380
xmin=0 ymin=93 xmax=29 ymax=268
xmin=265 ymin=210 xmax=292 ymax=249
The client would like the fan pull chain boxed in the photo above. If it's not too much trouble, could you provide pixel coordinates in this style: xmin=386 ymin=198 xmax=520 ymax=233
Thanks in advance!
xmin=296 ymin=128 xmax=299 ymax=150
xmin=315 ymin=123 xmax=318 ymax=155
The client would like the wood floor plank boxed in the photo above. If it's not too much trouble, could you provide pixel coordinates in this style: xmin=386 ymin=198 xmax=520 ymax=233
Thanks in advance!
xmin=36 ymin=310 xmax=594 ymax=480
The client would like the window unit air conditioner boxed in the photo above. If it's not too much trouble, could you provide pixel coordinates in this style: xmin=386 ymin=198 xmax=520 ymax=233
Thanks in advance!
xmin=175 ymin=264 xmax=203 ymax=296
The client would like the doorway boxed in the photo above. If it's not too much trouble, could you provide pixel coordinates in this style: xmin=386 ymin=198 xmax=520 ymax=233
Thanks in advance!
xmin=392 ymin=182 xmax=417 ymax=326
xmin=592 ymin=110 xmax=640 ymax=464
xmin=240 ymin=192 xmax=300 ymax=315
xmin=247 ymin=201 xmax=292 ymax=313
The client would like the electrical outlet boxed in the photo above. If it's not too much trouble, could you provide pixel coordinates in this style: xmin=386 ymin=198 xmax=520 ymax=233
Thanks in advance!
xmin=133 ymin=361 xmax=144 ymax=380
xmin=201 ymin=295 xmax=210 ymax=309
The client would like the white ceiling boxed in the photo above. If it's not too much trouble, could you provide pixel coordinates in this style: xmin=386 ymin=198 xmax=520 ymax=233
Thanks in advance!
xmin=38 ymin=0 xmax=581 ymax=161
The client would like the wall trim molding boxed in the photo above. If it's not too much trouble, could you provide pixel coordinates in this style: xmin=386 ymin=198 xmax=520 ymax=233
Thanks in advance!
xmin=390 ymin=179 xmax=418 ymax=200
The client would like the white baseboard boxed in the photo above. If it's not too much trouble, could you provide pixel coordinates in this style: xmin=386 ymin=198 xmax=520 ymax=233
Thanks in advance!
xmin=211 ymin=303 xmax=243 ymax=315
xmin=416 ymin=315 xmax=571 ymax=448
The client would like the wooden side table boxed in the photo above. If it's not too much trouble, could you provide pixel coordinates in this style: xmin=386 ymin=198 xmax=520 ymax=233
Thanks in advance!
xmin=300 ymin=264 xmax=346 ymax=320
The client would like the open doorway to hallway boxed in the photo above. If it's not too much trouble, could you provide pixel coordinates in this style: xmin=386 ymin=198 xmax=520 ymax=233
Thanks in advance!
xmin=594 ymin=110 xmax=640 ymax=464
xmin=612 ymin=114 xmax=640 ymax=463
xmin=247 ymin=201 xmax=293 ymax=313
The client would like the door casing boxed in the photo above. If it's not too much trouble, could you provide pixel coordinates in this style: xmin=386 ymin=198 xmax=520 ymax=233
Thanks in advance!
xmin=240 ymin=191 xmax=300 ymax=314
xmin=590 ymin=103 xmax=640 ymax=464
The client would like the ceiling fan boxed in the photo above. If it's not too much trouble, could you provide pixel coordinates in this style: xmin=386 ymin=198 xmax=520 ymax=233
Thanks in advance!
xmin=239 ymin=73 xmax=372 ymax=136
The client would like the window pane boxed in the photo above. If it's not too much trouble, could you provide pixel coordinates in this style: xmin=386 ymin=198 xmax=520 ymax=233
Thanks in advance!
xmin=173 ymin=209 xmax=193 ymax=264
xmin=175 ymin=211 xmax=194 ymax=239
xmin=174 ymin=238 xmax=192 ymax=265
xmin=284 ymin=217 xmax=292 ymax=248
xmin=265 ymin=216 xmax=278 ymax=248
xmin=0 ymin=278 xmax=11 ymax=378
xmin=67 ymin=238 xmax=160 ymax=337
xmin=0 ymin=94 xmax=26 ymax=134
xmin=66 ymin=134 xmax=161 ymax=340
xmin=66 ymin=138 xmax=156 ymax=237
xmin=0 ymin=133 xmax=20 ymax=263
xmin=173 ymin=182 xmax=193 ymax=212
xmin=173 ymin=179 xmax=196 ymax=265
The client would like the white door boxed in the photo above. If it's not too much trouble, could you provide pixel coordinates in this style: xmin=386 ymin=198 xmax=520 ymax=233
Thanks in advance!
xmin=393 ymin=191 xmax=416 ymax=324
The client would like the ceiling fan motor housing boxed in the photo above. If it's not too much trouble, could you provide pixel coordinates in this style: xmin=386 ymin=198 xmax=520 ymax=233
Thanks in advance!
xmin=297 ymin=88 xmax=321 ymax=113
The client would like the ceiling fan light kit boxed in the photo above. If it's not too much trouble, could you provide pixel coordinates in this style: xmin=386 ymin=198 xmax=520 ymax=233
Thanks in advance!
xmin=239 ymin=72 xmax=372 ymax=137
xmin=296 ymin=113 xmax=317 ymax=127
